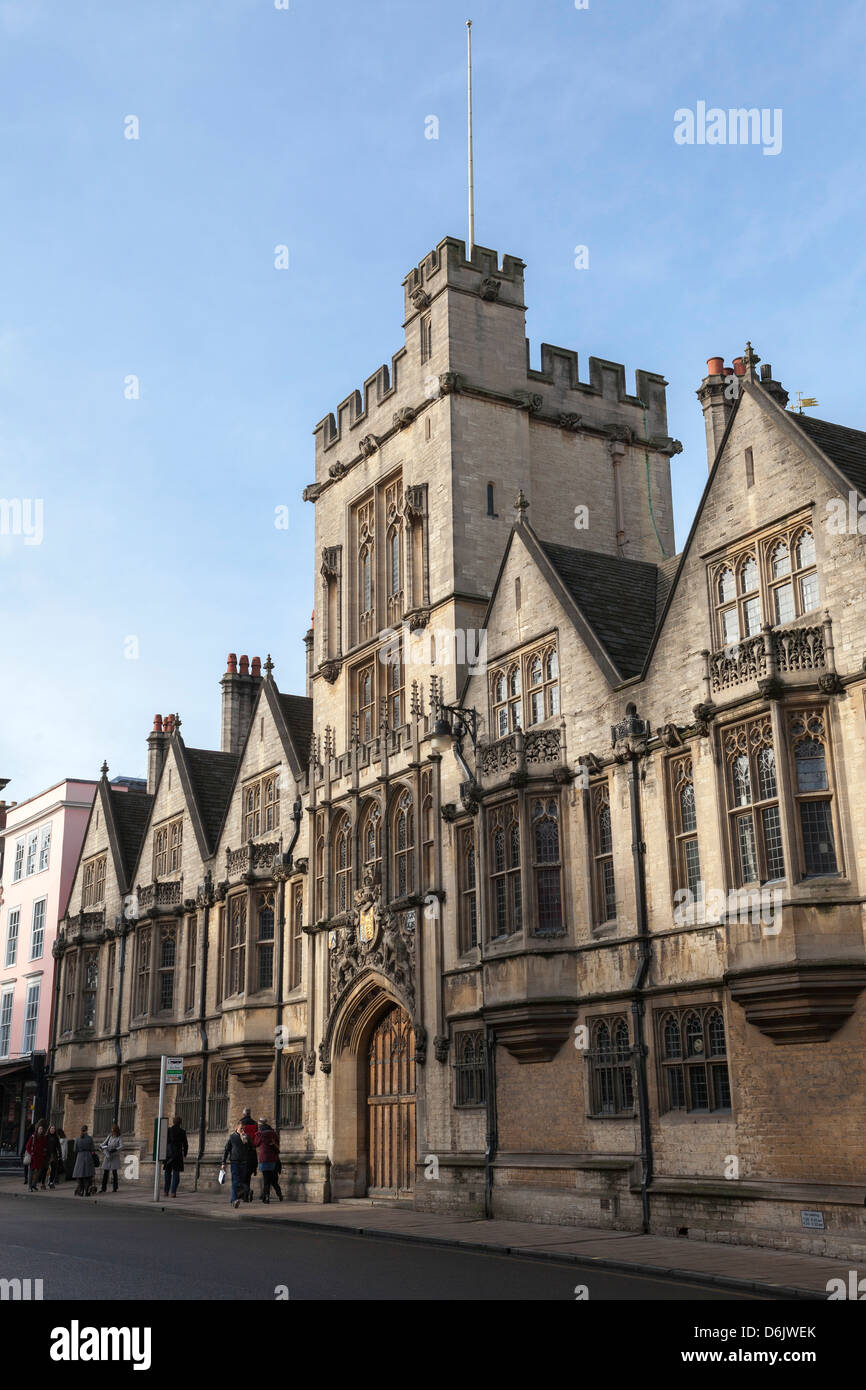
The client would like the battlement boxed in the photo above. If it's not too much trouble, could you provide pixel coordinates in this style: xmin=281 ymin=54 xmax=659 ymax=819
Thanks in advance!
xmin=402 ymin=236 xmax=526 ymax=321
xmin=526 ymin=342 xmax=670 ymax=435
xmin=313 ymin=346 xmax=407 ymax=462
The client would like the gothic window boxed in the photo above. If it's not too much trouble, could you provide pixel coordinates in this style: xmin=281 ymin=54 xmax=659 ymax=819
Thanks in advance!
xmin=591 ymin=783 xmax=616 ymax=924
xmin=333 ymin=814 xmax=353 ymax=915
xmin=289 ymin=881 xmax=304 ymax=991
xmin=83 ymin=854 xmax=107 ymax=908
xmin=207 ymin=1064 xmax=230 ymax=1132
xmin=356 ymin=494 xmax=375 ymax=644
xmin=454 ymin=1029 xmax=486 ymax=1107
xmin=387 ymin=653 xmax=404 ymax=730
xmin=669 ymin=754 xmax=702 ymax=901
xmin=61 ymin=952 xmax=78 ymax=1033
xmin=134 ymin=928 xmax=151 ymax=1017
xmin=184 ymin=915 xmax=197 ymax=1012
xmin=458 ymin=822 xmax=478 ymax=953
xmin=244 ymin=782 xmax=261 ymax=838
xmin=532 ymin=797 xmax=564 ymax=936
xmin=360 ymin=801 xmax=382 ymax=879
xmin=225 ymin=894 xmax=247 ymax=997
xmin=264 ymin=774 xmax=280 ymax=832
xmin=79 ymin=949 xmax=99 ymax=1030
xmin=788 ymin=709 xmax=839 ymax=877
xmin=710 ymin=516 xmax=818 ymax=649
xmin=119 ymin=1075 xmax=137 ymax=1134
xmin=420 ymin=312 xmax=432 ymax=363
xmin=279 ymin=1053 xmax=304 ymax=1129
xmin=255 ymin=889 xmax=275 ymax=990
xmin=94 ymin=1077 xmax=116 ymax=1137
xmin=315 ymin=812 xmax=326 ymax=919
xmin=487 ymin=801 xmax=521 ymax=938
xmin=490 ymin=664 xmax=522 ymax=738
xmin=587 ymin=1016 xmax=634 ymax=1116
xmin=528 ymin=647 xmax=560 ymax=725
xmin=723 ymin=716 xmax=785 ymax=885
xmin=387 ymin=525 xmax=403 ymax=625
xmin=356 ymin=662 xmax=376 ymax=745
xmin=656 ymin=1005 xmax=731 ymax=1114
xmin=157 ymin=923 xmax=177 ymax=1011
xmin=176 ymin=1066 xmax=202 ymax=1131
xmin=392 ymin=788 xmax=415 ymax=897
xmin=103 ymin=939 xmax=116 ymax=1029
xmin=421 ymin=769 xmax=434 ymax=887
xmin=153 ymin=817 xmax=182 ymax=878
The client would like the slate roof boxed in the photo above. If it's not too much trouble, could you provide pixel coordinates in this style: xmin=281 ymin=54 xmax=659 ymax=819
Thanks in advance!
xmin=539 ymin=540 xmax=668 ymax=680
xmin=787 ymin=412 xmax=866 ymax=495
xmin=108 ymin=786 xmax=153 ymax=887
xmin=278 ymin=694 xmax=313 ymax=764
xmin=182 ymin=747 xmax=240 ymax=853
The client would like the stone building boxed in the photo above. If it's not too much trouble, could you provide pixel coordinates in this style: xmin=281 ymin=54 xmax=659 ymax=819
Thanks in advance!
xmin=50 ymin=238 xmax=866 ymax=1258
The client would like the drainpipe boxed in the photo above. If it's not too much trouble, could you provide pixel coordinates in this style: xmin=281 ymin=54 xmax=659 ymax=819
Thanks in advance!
xmin=611 ymin=703 xmax=653 ymax=1234
xmin=112 ymin=916 xmax=129 ymax=1124
xmin=483 ymin=1027 xmax=498 ymax=1220
xmin=195 ymin=873 xmax=212 ymax=1188
xmin=47 ymin=932 xmax=66 ymax=1123
xmin=273 ymin=798 xmax=302 ymax=1131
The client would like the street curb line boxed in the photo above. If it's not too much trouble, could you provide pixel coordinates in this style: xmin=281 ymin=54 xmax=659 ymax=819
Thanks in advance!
xmin=0 ymin=1185 xmax=823 ymax=1299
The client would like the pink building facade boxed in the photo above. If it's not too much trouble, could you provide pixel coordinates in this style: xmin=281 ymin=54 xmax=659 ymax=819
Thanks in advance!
xmin=0 ymin=779 xmax=96 ymax=1153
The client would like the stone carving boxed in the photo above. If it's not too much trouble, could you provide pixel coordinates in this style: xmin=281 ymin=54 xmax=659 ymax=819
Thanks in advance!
xmin=515 ymin=391 xmax=543 ymax=414
xmin=358 ymin=435 xmax=378 ymax=457
xmin=559 ymin=412 xmax=582 ymax=432
xmin=433 ymin=1035 xmax=450 ymax=1063
xmin=479 ymin=276 xmax=501 ymax=301
xmin=410 ymin=287 xmax=431 ymax=311
xmin=393 ymin=406 xmax=416 ymax=430
xmin=319 ymin=660 xmax=341 ymax=684
xmin=320 ymin=546 xmax=341 ymax=579
xmin=414 ymin=1023 xmax=428 ymax=1066
xmin=693 ymin=702 xmax=716 ymax=737
xmin=404 ymin=484 xmax=426 ymax=520
xmin=480 ymin=735 xmax=518 ymax=777
xmin=326 ymin=875 xmax=416 ymax=1018
xmin=709 ymin=634 xmax=767 ymax=692
xmin=304 ymin=1051 xmax=316 ymax=1077
xmin=439 ymin=371 xmax=462 ymax=395
xmin=610 ymin=704 xmax=651 ymax=761
xmin=328 ymin=461 xmax=348 ymax=480
xmin=524 ymin=729 xmax=561 ymax=764
xmin=774 ymin=624 xmax=825 ymax=674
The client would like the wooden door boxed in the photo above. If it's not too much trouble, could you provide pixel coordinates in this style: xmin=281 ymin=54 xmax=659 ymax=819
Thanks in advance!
xmin=367 ymin=1005 xmax=416 ymax=1194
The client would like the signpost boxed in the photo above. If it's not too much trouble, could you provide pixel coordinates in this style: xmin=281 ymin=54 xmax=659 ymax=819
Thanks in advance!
xmin=153 ymin=1056 xmax=183 ymax=1201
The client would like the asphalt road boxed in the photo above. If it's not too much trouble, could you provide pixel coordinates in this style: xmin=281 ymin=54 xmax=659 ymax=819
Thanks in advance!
xmin=0 ymin=1199 xmax=776 ymax=1301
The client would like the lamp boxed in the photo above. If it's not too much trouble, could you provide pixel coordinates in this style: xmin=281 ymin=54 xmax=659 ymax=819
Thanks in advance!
xmin=429 ymin=703 xmax=478 ymax=755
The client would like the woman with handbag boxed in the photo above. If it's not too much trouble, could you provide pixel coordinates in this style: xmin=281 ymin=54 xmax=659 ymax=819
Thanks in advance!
xmin=25 ymin=1124 xmax=48 ymax=1191
xmin=72 ymin=1125 xmax=96 ymax=1196
xmin=99 ymin=1124 xmax=123 ymax=1193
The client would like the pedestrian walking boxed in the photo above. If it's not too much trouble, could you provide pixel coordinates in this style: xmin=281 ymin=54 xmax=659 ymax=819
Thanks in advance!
xmin=221 ymin=1123 xmax=256 ymax=1208
xmin=163 ymin=1116 xmax=188 ymax=1197
xmin=99 ymin=1124 xmax=123 ymax=1193
xmin=73 ymin=1125 xmax=96 ymax=1196
xmin=21 ymin=1122 xmax=34 ymax=1185
xmin=25 ymin=1123 xmax=48 ymax=1192
xmin=44 ymin=1125 xmax=63 ymax=1189
xmin=253 ymin=1118 xmax=283 ymax=1203
xmin=239 ymin=1106 xmax=258 ymax=1186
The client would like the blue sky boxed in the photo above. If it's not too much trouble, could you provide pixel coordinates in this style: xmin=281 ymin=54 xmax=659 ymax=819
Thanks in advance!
xmin=1 ymin=0 xmax=864 ymax=801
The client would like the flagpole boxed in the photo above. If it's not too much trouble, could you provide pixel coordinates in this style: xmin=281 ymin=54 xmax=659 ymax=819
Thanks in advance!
xmin=467 ymin=19 xmax=475 ymax=259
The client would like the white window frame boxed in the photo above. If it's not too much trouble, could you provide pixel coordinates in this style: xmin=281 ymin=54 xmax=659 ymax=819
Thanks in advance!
xmin=4 ymin=907 xmax=20 ymax=968
xmin=25 ymin=832 xmax=38 ymax=877
xmin=0 ymin=986 xmax=14 ymax=1058
xmin=21 ymin=980 xmax=40 ymax=1054
xmin=30 ymin=899 xmax=46 ymax=961
xmin=38 ymin=822 xmax=52 ymax=872
xmin=13 ymin=838 xmax=24 ymax=883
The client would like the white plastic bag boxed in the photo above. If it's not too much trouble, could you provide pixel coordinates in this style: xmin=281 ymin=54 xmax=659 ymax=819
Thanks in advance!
xmin=218 ymin=1168 xmax=226 ymax=1185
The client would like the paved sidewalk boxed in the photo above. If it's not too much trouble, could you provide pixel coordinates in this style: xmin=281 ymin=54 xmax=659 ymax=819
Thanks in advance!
xmin=0 ymin=1172 xmax=853 ymax=1299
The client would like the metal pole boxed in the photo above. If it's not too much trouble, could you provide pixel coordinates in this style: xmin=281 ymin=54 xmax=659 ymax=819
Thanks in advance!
xmin=467 ymin=19 xmax=474 ymax=259
xmin=153 ymin=1055 xmax=166 ymax=1201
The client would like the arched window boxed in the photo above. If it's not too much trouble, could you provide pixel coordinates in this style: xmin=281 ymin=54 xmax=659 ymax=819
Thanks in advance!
xmin=657 ymin=1005 xmax=730 ymax=1113
xmin=723 ymin=716 xmax=784 ymax=885
xmin=207 ymin=1064 xmax=230 ymax=1132
xmin=670 ymin=754 xmax=701 ymax=900
xmin=392 ymin=788 xmax=415 ymax=897
xmin=315 ymin=812 xmax=326 ymax=918
xmin=386 ymin=525 xmax=403 ymax=624
xmin=588 ymin=1015 xmax=633 ymax=1116
xmin=360 ymin=801 xmax=382 ymax=879
xmin=157 ymin=925 xmax=176 ymax=1011
xmin=532 ymin=797 xmax=563 ymax=936
xmin=279 ymin=1053 xmax=304 ymax=1129
xmin=263 ymin=774 xmax=280 ymax=832
xmin=715 ymin=565 xmax=738 ymax=646
xmin=421 ymin=769 xmax=434 ymax=887
xmin=591 ymin=783 xmax=615 ymax=924
xmin=455 ymin=1030 xmax=486 ymax=1106
xmin=487 ymin=801 xmax=521 ymax=938
xmin=245 ymin=784 xmax=261 ymax=839
xmin=458 ymin=823 xmax=477 ymax=953
xmin=789 ymin=708 xmax=838 ymax=877
xmin=737 ymin=554 xmax=761 ymax=636
xmin=256 ymin=888 xmax=275 ymax=990
xmin=133 ymin=928 xmax=151 ymax=1018
xmin=333 ymin=814 xmax=353 ymax=914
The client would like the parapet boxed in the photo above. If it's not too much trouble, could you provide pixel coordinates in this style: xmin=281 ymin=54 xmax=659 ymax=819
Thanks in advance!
xmin=402 ymin=236 xmax=526 ymax=321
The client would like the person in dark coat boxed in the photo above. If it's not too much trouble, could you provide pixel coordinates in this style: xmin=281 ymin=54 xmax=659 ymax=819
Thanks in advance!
xmin=21 ymin=1123 xmax=34 ymax=1185
xmin=44 ymin=1125 xmax=63 ymax=1189
xmin=163 ymin=1116 xmax=188 ymax=1197
xmin=72 ymin=1125 xmax=96 ymax=1196
xmin=221 ymin=1124 xmax=256 ymax=1208
xmin=239 ymin=1107 xmax=258 ymax=1183
xmin=99 ymin=1124 xmax=123 ymax=1193
xmin=25 ymin=1124 xmax=48 ymax=1192
xmin=253 ymin=1119 xmax=283 ymax=1203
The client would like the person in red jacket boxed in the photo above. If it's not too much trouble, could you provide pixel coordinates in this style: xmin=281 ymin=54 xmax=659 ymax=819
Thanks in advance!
xmin=239 ymin=1108 xmax=257 ymax=1195
xmin=253 ymin=1119 xmax=282 ymax=1203
xmin=25 ymin=1124 xmax=48 ymax=1192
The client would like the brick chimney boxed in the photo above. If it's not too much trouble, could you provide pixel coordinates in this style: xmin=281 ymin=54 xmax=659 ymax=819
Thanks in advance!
xmin=147 ymin=715 xmax=169 ymax=794
xmin=696 ymin=356 xmax=735 ymax=470
xmin=220 ymin=652 xmax=263 ymax=755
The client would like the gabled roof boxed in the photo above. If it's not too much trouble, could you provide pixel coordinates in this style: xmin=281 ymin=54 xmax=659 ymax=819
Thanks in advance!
xmin=786 ymin=412 xmax=866 ymax=495
xmin=275 ymin=691 xmax=313 ymax=773
xmin=538 ymin=541 xmax=665 ymax=680
xmin=180 ymin=747 xmax=240 ymax=855
xmin=108 ymin=785 xmax=153 ymax=887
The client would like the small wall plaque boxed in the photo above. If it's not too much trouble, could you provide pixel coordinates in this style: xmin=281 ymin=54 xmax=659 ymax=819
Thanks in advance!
xmin=801 ymin=1210 xmax=825 ymax=1229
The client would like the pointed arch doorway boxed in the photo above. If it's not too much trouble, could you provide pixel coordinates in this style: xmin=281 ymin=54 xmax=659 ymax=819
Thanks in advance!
xmin=367 ymin=1003 xmax=416 ymax=1196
